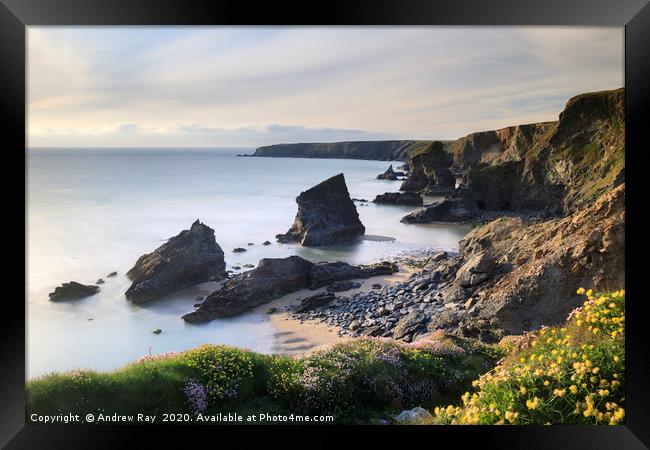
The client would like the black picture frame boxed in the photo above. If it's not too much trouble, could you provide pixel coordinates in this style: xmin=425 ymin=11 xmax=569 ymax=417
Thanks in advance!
xmin=2 ymin=0 xmax=648 ymax=447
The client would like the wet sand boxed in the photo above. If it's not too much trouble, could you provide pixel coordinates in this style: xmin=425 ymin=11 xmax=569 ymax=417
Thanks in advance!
xmin=250 ymin=265 xmax=416 ymax=355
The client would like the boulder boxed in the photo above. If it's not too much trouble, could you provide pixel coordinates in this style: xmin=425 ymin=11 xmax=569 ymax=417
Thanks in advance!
xmin=295 ymin=292 xmax=336 ymax=313
xmin=183 ymin=256 xmax=314 ymax=322
xmin=233 ymin=247 xmax=247 ymax=253
xmin=373 ymin=191 xmax=423 ymax=206
xmin=49 ymin=282 xmax=100 ymax=302
xmin=393 ymin=407 xmax=433 ymax=424
xmin=309 ymin=261 xmax=398 ymax=289
xmin=393 ymin=312 xmax=427 ymax=340
xmin=326 ymin=280 xmax=361 ymax=292
xmin=125 ymin=220 xmax=226 ymax=303
xmin=362 ymin=325 xmax=383 ymax=337
xmin=455 ymin=251 xmax=497 ymax=288
xmin=276 ymin=173 xmax=365 ymax=246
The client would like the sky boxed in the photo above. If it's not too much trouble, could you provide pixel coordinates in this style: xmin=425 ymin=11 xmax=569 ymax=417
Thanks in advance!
xmin=28 ymin=27 xmax=624 ymax=148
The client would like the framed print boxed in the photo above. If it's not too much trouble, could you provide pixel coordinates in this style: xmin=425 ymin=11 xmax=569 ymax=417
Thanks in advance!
xmin=2 ymin=0 xmax=648 ymax=447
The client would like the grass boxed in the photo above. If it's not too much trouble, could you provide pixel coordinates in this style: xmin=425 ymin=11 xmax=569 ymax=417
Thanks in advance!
xmin=27 ymin=289 xmax=625 ymax=425
xmin=577 ymin=145 xmax=625 ymax=203
xmin=26 ymin=334 xmax=501 ymax=424
xmin=427 ymin=289 xmax=625 ymax=425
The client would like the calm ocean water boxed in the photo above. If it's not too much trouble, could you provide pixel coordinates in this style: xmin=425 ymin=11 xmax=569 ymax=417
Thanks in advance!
xmin=26 ymin=148 xmax=470 ymax=378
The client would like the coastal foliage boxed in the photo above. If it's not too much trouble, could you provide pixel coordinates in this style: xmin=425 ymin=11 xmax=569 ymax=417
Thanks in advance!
xmin=26 ymin=334 xmax=499 ymax=423
xmin=266 ymin=335 xmax=499 ymax=416
xmin=429 ymin=290 xmax=625 ymax=425
xmin=181 ymin=345 xmax=255 ymax=401
xmin=26 ymin=289 xmax=624 ymax=425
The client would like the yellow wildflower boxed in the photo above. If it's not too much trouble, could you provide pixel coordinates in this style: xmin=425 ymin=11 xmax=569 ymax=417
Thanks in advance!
xmin=526 ymin=397 xmax=540 ymax=410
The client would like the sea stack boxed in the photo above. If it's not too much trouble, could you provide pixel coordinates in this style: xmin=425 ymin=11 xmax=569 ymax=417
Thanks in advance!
xmin=276 ymin=173 xmax=365 ymax=246
xmin=376 ymin=164 xmax=404 ymax=180
xmin=125 ymin=220 xmax=226 ymax=303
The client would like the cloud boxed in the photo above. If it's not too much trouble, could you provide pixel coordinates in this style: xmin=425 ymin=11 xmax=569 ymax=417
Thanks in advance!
xmin=28 ymin=122 xmax=400 ymax=147
xmin=28 ymin=27 xmax=623 ymax=147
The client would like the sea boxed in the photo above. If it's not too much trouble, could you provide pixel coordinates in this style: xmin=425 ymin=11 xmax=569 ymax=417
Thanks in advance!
xmin=26 ymin=147 xmax=471 ymax=378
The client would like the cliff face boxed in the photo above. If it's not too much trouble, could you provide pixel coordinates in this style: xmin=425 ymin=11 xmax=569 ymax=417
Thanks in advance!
xmin=463 ymin=88 xmax=624 ymax=214
xmin=401 ymin=88 xmax=624 ymax=220
xmin=425 ymin=183 xmax=625 ymax=341
xmin=399 ymin=142 xmax=456 ymax=194
xmin=253 ymin=140 xmax=432 ymax=161
xmin=446 ymin=122 xmax=555 ymax=173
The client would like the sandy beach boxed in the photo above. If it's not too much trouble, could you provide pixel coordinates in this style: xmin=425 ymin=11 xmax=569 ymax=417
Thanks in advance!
xmin=250 ymin=265 xmax=416 ymax=355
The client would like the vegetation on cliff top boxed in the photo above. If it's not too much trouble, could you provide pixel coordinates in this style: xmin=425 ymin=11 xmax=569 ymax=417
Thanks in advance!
xmin=428 ymin=289 xmax=625 ymax=425
xmin=26 ymin=334 xmax=500 ymax=423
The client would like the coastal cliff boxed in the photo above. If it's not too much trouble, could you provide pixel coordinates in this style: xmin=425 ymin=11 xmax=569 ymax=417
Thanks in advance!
xmin=402 ymin=88 xmax=625 ymax=222
xmin=252 ymin=140 xmax=432 ymax=161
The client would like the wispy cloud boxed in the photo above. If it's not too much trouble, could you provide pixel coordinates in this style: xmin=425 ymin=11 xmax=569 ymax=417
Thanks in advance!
xmin=28 ymin=121 xmax=399 ymax=147
xmin=28 ymin=26 xmax=623 ymax=147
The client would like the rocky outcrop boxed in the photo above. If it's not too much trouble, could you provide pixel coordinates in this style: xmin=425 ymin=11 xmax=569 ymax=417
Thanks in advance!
xmin=125 ymin=220 xmax=226 ymax=303
xmin=399 ymin=142 xmax=456 ymax=195
xmin=373 ymin=191 xmax=423 ymax=206
xmin=183 ymin=256 xmax=314 ymax=321
xmin=292 ymin=185 xmax=624 ymax=344
xmin=182 ymin=257 xmax=400 ymax=321
xmin=402 ymin=88 xmax=625 ymax=223
xmin=427 ymin=183 xmax=625 ymax=341
xmin=376 ymin=165 xmax=405 ymax=180
xmin=253 ymin=141 xmax=432 ymax=161
xmin=49 ymin=282 xmax=100 ymax=302
xmin=401 ymin=198 xmax=478 ymax=223
xmin=276 ymin=173 xmax=366 ymax=246
xmin=309 ymin=260 xmax=398 ymax=289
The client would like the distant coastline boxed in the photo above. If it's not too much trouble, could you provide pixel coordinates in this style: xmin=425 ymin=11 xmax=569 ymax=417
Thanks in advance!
xmin=250 ymin=140 xmax=435 ymax=161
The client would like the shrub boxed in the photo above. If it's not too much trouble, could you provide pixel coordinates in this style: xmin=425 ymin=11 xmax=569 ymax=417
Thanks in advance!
xmin=180 ymin=345 xmax=254 ymax=402
xmin=266 ymin=335 xmax=500 ymax=417
xmin=431 ymin=289 xmax=625 ymax=425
